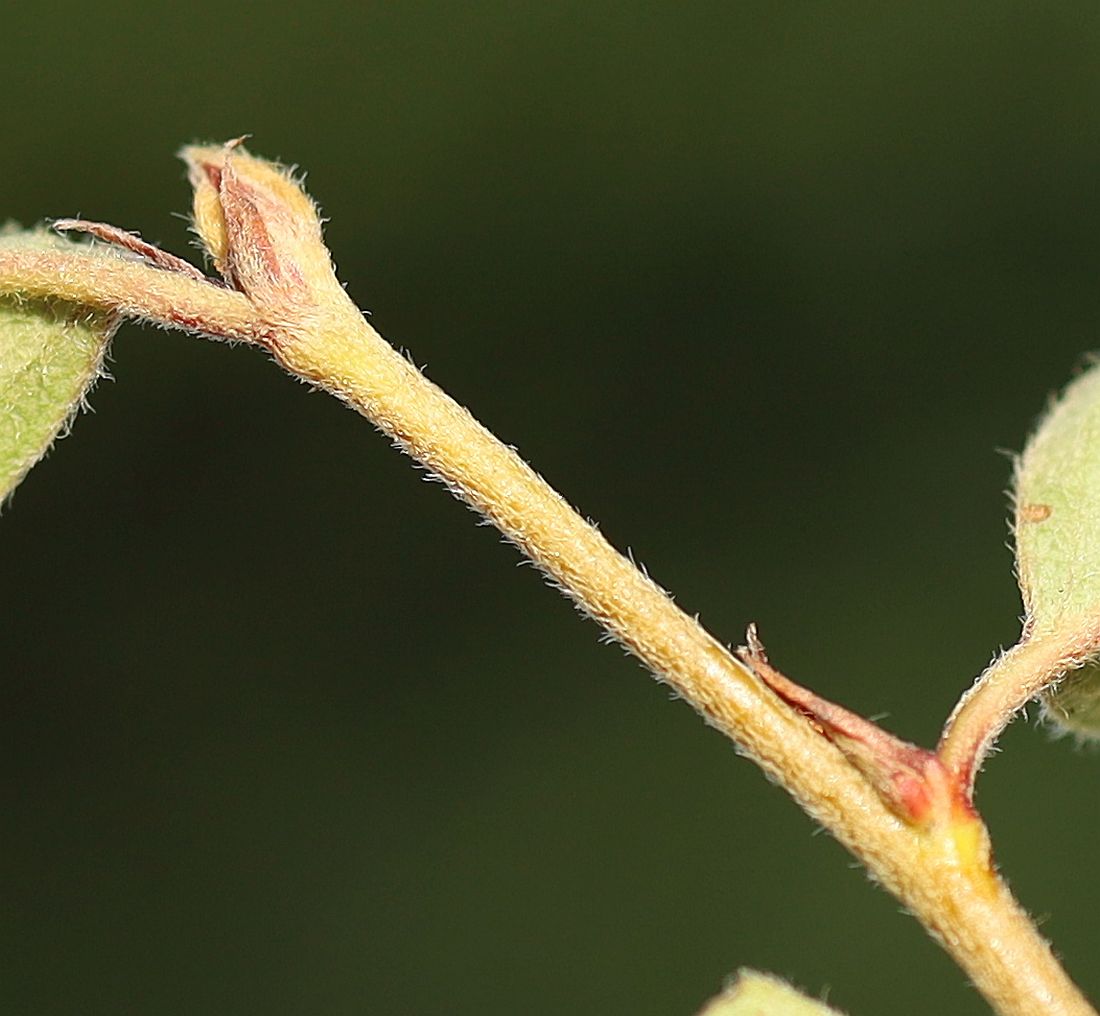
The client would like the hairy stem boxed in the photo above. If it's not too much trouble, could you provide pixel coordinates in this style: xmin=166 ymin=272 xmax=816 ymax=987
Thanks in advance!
xmin=268 ymin=296 xmax=1091 ymax=1016
xmin=0 ymin=249 xmax=260 ymax=341
xmin=1 ymin=142 xmax=1094 ymax=1013
xmin=939 ymin=624 xmax=1100 ymax=793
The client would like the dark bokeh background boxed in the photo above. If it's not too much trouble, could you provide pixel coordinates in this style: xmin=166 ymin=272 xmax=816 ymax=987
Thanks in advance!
xmin=2 ymin=4 xmax=1099 ymax=1013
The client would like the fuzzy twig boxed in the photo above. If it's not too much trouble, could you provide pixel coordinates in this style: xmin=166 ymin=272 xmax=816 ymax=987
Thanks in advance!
xmin=0 ymin=143 xmax=1092 ymax=1016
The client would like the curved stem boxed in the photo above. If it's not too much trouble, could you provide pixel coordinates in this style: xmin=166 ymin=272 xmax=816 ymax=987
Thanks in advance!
xmin=940 ymin=624 xmax=1100 ymax=795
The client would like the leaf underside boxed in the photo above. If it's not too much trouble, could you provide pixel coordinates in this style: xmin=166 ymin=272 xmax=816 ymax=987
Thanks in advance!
xmin=0 ymin=230 xmax=117 ymax=503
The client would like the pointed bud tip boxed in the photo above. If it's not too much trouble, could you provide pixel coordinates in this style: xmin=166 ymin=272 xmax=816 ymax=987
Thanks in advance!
xmin=180 ymin=141 xmax=318 ymax=228
xmin=178 ymin=140 xmax=332 ymax=305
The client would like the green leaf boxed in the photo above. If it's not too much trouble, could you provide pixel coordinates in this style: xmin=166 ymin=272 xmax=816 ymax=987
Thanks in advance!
xmin=1014 ymin=361 xmax=1100 ymax=734
xmin=1042 ymin=661 xmax=1100 ymax=734
xmin=698 ymin=970 xmax=845 ymax=1015
xmin=1016 ymin=363 xmax=1100 ymax=629
xmin=0 ymin=229 xmax=118 ymax=504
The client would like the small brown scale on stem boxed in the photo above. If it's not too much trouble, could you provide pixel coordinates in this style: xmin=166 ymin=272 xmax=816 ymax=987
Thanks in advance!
xmin=739 ymin=626 xmax=979 ymax=834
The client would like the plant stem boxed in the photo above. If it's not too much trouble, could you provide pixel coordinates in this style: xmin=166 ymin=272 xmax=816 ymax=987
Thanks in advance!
xmin=939 ymin=625 xmax=1100 ymax=795
xmin=1 ymin=144 xmax=1094 ymax=1012
xmin=269 ymin=297 xmax=1093 ymax=1016
xmin=0 ymin=249 xmax=260 ymax=341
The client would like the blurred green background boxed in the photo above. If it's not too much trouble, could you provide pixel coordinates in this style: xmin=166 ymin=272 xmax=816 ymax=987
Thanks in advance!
xmin=2 ymin=3 xmax=1099 ymax=1013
